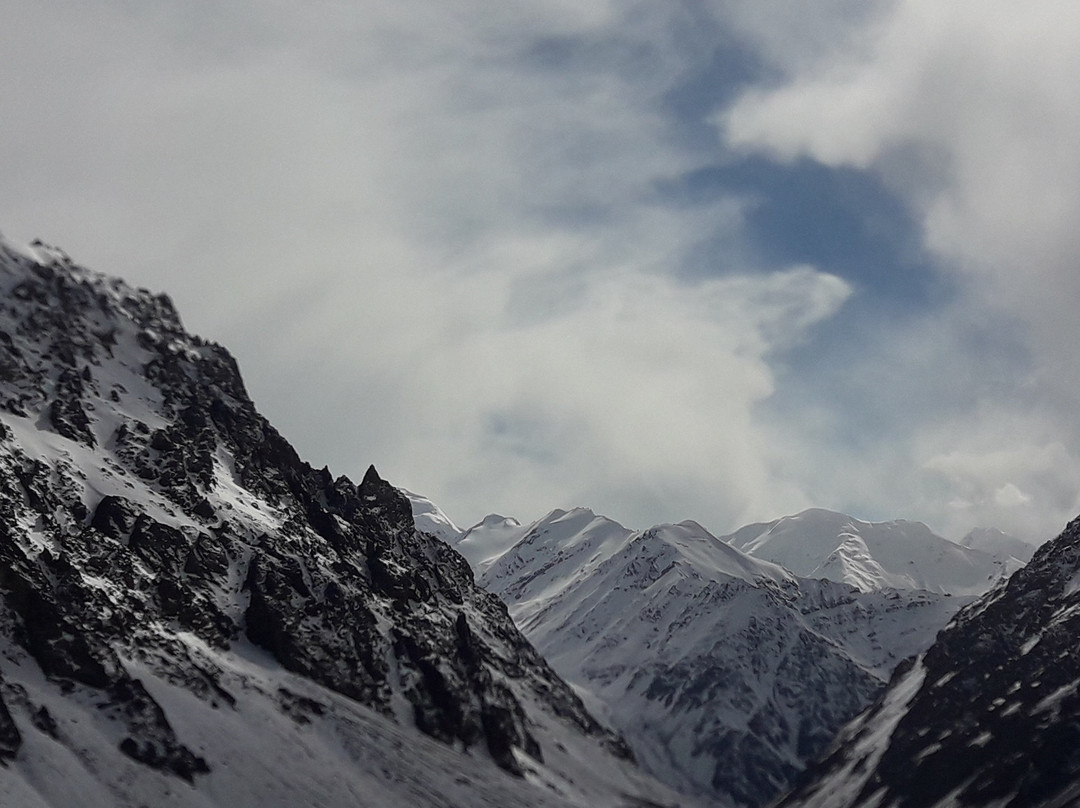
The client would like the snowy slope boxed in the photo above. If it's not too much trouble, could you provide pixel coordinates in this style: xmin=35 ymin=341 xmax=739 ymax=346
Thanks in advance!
xmin=723 ymin=508 xmax=1019 ymax=595
xmin=778 ymin=515 xmax=1080 ymax=808
xmin=404 ymin=487 xmax=464 ymax=545
xmin=447 ymin=507 xmax=970 ymax=808
xmin=457 ymin=513 xmax=533 ymax=574
xmin=0 ymin=633 xmax=681 ymax=808
xmin=0 ymin=235 xmax=690 ymax=808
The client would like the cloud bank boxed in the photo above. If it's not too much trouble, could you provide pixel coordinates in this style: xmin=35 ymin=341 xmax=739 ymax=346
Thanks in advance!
xmin=2 ymin=1 xmax=1078 ymax=541
xmin=721 ymin=0 xmax=1080 ymax=540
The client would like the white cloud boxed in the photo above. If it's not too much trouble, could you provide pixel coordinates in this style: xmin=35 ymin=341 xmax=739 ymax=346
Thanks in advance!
xmin=721 ymin=0 xmax=1080 ymax=336
xmin=387 ymin=265 xmax=851 ymax=528
xmin=0 ymin=1 xmax=858 ymax=531
xmin=919 ymin=422 xmax=1080 ymax=541
xmin=993 ymin=484 xmax=1031 ymax=509
xmin=720 ymin=0 xmax=1080 ymax=541
xmin=7 ymin=0 xmax=1076 ymax=542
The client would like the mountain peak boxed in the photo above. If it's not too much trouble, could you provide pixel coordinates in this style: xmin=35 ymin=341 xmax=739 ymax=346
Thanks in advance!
xmin=959 ymin=525 xmax=1036 ymax=562
xmin=480 ymin=512 xmax=520 ymax=527
xmin=437 ymin=499 xmax=971 ymax=807
xmin=724 ymin=508 xmax=1019 ymax=595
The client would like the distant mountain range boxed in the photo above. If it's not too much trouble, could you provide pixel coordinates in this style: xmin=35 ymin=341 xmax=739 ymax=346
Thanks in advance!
xmin=420 ymin=502 xmax=1024 ymax=806
xmin=777 ymin=515 xmax=1080 ymax=808
xmin=722 ymin=507 xmax=1028 ymax=595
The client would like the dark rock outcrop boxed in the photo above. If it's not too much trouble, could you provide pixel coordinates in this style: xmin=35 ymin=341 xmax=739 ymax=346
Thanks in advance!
xmin=0 ymin=236 xmax=626 ymax=786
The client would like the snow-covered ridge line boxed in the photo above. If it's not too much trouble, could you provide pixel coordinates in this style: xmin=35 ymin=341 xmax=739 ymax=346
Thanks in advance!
xmin=416 ymin=498 xmax=978 ymax=807
xmin=0 ymin=234 xmax=172 ymax=317
xmin=722 ymin=507 xmax=1025 ymax=595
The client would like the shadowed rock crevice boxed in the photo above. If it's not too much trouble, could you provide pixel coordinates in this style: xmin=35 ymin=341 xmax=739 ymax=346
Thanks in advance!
xmin=0 ymin=679 xmax=22 ymax=763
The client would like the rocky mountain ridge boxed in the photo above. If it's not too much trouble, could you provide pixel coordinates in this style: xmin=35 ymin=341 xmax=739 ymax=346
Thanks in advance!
xmin=430 ymin=504 xmax=976 ymax=808
xmin=0 ymin=235 xmax=683 ymax=808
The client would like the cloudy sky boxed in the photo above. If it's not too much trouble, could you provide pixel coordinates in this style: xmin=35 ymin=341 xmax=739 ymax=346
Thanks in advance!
xmin=3 ymin=1 xmax=1079 ymax=542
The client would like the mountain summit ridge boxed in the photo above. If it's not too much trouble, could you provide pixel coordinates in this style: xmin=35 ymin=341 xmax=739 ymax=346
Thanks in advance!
xmin=722 ymin=507 xmax=1024 ymax=595
xmin=429 ymin=502 xmax=979 ymax=807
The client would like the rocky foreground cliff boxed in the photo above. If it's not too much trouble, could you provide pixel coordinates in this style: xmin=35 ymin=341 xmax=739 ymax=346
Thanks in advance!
xmin=0 ymin=236 xmax=684 ymax=808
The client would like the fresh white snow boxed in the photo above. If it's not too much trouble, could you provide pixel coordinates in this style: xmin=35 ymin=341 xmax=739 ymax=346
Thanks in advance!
xmin=723 ymin=508 xmax=1020 ymax=596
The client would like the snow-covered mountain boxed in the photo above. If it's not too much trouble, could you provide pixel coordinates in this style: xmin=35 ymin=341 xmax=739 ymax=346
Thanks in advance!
xmin=404 ymin=487 xmax=464 ymax=545
xmin=439 ymin=506 xmax=972 ymax=808
xmin=0 ymin=235 xmax=687 ymax=808
xmin=776 ymin=515 xmax=1080 ymax=808
xmin=959 ymin=525 xmax=1036 ymax=563
xmin=722 ymin=508 xmax=1020 ymax=595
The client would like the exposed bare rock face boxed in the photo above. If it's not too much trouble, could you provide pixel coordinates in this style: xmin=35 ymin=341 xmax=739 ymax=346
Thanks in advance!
xmin=0 ymin=238 xmax=672 ymax=808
